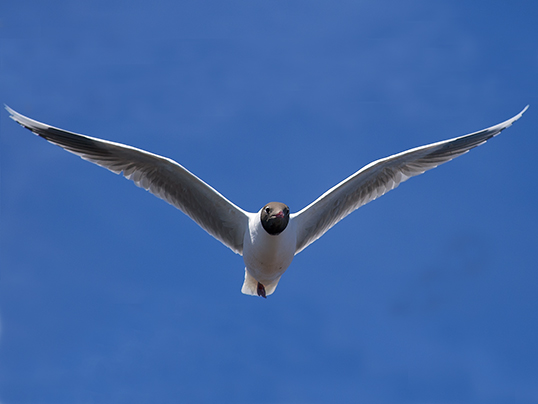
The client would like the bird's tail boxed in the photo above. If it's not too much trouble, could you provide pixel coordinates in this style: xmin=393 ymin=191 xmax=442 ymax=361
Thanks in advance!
xmin=241 ymin=269 xmax=281 ymax=297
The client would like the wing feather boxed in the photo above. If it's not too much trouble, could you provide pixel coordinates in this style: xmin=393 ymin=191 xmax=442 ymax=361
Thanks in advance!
xmin=6 ymin=106 xmax=249 ymax=255
xmin=293 ymin=106 xmax=528 ymax=254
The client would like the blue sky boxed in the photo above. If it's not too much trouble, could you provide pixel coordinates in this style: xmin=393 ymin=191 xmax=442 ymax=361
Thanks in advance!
xmin=1 ymin=1 xmax=537 ymax=403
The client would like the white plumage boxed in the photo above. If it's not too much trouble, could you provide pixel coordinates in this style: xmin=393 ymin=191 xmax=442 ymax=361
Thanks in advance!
xmin=6 ymin=105 xmax=528 ymax=297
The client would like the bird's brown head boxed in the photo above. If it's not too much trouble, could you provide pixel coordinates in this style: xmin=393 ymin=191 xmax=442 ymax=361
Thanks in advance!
xmin=260 ymin=202 xmax=290 ymax=236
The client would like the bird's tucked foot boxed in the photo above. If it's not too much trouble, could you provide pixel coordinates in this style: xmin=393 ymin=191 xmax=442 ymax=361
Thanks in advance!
xmin=257 ymin=282 xmax=266 ymax=298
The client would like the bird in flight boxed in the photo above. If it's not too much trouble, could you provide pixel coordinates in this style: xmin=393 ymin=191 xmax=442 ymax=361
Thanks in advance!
xmin=6 ymin=105 xmax=528 ymax=297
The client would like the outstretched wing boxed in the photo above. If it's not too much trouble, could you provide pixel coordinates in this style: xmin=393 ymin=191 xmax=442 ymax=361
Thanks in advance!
xmin=293 ymin=106 xmax=528 ymax=254
xmin=6 ymin=106 xmax=249 ymax=255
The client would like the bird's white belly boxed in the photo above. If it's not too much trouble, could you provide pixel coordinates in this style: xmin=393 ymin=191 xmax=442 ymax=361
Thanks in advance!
xmin=242 ymin=214 xmax=296 ymax=285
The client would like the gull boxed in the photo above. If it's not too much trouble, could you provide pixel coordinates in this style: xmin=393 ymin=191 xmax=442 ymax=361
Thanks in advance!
xmin=6 ymin=105 xmax=528 ymax=297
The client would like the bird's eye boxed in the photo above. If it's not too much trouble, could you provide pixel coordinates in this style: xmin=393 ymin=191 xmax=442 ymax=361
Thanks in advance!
xmin=284 ymin=207 xmax=289 ymax=214
xmin=265 ymin=207 xmax=271 ymax=214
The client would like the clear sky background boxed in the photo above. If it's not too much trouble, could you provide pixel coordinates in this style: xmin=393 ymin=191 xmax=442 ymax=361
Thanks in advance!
xmin=1 ymin=1 xmax=537 ymax=403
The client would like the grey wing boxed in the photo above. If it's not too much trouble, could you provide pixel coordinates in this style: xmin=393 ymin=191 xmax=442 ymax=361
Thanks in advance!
xmin=293 ymin=106 xmax=528 ymax=254
xmin=6 ymin=106 xmax=249 ymax=255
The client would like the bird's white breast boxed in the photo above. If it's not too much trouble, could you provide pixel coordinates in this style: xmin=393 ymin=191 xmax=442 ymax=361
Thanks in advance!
xmin=242 ymin=212 xmax=297 ymax=285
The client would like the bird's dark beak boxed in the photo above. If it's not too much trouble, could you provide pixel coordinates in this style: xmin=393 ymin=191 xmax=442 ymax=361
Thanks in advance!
xmin=275 ymin=211 xmax=285 ymax=218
